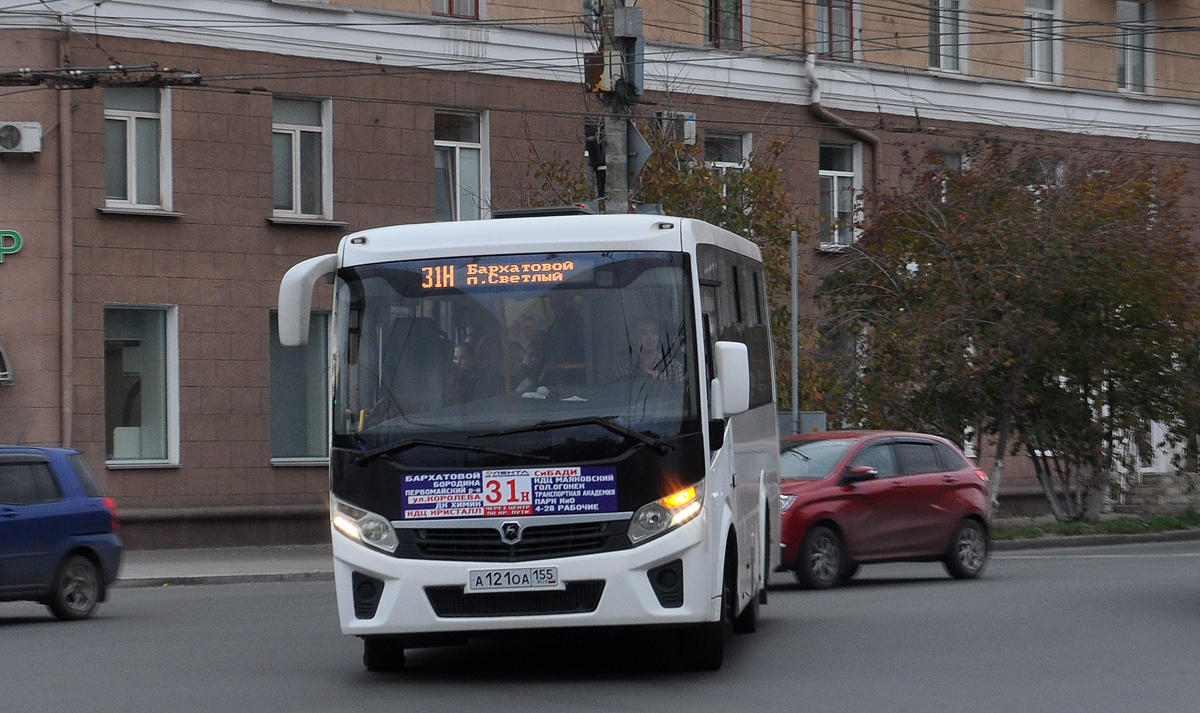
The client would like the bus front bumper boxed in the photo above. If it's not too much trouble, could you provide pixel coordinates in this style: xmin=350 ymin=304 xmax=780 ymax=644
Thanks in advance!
xmin=332 ymin=512 xmax=718 ymax=637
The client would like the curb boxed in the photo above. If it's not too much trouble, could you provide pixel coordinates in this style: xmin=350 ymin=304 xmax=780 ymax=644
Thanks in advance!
xmin=993 ymin=526 xmax=1200 ymax=551
xmin=113 ymin=571 xmax=334 ymax=588
xmin=110 ymin=529 xmax=1200 ymax=588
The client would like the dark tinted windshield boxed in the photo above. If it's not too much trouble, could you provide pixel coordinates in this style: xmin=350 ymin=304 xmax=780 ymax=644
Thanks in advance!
xmin=780 ymin=438 xmax=858 ymax=480
xmin=332 ymin=251 xmax=699 ymax=456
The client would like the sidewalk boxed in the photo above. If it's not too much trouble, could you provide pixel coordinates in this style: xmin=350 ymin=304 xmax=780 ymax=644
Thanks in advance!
xmin=115 ymin=544 xmax=334 ymax=588
xmin=112 ymin=526 xmax=1200 ymax=588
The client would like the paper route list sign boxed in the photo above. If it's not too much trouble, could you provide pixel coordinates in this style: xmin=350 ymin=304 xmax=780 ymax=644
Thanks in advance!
xmin=401 ymin=467 xmax=618 ymax=519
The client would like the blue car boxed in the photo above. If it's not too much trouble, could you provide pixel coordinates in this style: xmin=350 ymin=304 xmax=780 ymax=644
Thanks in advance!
xmin=0 ymin=446 xmax=123 ymax=620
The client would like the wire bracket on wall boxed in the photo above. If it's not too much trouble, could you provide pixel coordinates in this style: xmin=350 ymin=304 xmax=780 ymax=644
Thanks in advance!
xmin=0 ymin=63 xmax=202 ymax=89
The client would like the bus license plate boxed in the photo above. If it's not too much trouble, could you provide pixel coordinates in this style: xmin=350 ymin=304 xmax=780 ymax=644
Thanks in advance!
xmin=466 ymin=567 xmax=561 ymax=593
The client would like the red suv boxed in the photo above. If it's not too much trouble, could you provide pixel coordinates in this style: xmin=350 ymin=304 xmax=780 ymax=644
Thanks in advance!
xmin=779 ymin=431 xmax=990 ymax=588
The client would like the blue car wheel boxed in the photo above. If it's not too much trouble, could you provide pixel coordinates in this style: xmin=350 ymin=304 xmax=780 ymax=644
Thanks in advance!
xmin=48 ymin=554 xmax=101 ymax=621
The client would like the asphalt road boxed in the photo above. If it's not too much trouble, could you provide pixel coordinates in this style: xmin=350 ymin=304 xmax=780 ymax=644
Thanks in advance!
xmin=2 ymin=540 xmax=1199 ymax=713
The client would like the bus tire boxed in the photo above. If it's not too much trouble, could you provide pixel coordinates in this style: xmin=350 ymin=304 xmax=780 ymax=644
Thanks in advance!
xmin=733 ymin=591 xmax=759 ymax=634
xmin=678 ymin=547 xmax=736 ymax=670
xmin=760 ymin=506 xmax=771 ymax=605
xmin=362 ymin=636 xmax=406 ymax=672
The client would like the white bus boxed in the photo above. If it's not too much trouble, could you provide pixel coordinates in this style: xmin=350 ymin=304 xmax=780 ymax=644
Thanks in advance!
xmin=278 ymin=214 xmax=780 ymax=671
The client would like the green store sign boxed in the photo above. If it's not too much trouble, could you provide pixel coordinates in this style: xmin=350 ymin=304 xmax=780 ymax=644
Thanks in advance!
xmin=0 ymin=230 xmax=21 ymax=263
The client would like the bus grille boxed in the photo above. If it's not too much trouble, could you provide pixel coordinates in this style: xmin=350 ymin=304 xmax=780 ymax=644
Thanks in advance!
xmin=406 ymin=521 xmax=627 ymax=562
xmin=425 ymin=581 xmax=605 ymax=618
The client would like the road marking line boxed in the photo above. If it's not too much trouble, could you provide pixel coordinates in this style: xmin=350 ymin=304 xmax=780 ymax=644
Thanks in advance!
xmin=996 ymin=551 xmax=1200 ymax=560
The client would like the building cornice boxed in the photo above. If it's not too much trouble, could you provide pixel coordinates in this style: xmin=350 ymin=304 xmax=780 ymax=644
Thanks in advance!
xmin=2 ymin=0 xmax=1198 ymax=144
xmin=816 ymin=62 xmax=1200 ymax=146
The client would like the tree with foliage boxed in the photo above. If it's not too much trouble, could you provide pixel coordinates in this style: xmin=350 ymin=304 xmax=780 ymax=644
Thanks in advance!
xmin=524 ymin=127 xmax=811 ymax=409
xmin=815 ymin=139 xmax=1200 ymax=521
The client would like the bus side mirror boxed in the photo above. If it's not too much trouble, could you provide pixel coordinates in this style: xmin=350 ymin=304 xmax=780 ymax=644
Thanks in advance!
xmin=278 ymin=253 xmax=337 ymax=346
xmin=710 ymin=341 xmax=750 ymax=420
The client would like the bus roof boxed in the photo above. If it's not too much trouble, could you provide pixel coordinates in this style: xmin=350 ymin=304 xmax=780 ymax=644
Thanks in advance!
xmin=337 ymin=215 xmax=762 ymax=267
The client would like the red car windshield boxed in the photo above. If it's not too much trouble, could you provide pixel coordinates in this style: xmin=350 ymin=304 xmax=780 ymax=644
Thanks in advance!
xmin=781 ymin=438 xmax=860 ymax=480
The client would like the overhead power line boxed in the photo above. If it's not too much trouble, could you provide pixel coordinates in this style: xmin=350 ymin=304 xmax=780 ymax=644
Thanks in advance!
xmin=0 ymin=62 xmax=202 ymax=88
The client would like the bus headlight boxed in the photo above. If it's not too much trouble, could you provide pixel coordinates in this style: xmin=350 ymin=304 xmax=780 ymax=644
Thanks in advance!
xmin=332 ymin=500 xmax=398 ymax=553
xmin=628 ymin=483 xmax=704 ymax=545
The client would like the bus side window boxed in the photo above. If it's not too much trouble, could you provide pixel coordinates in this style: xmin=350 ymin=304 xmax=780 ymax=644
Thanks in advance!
xmin=751 ymin=270 xmax=764 ymax=326
xmin=730 ymin=266 xmax=743 ymax=324
xmin=700 ymin=284 xmax=718 ymax=383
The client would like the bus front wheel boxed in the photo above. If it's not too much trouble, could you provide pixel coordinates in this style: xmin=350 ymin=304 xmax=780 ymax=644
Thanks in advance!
xmin=678 ymin=549 xmax=736 ymax=671
xmin=362 ymin=636 xmax=406 ymax=672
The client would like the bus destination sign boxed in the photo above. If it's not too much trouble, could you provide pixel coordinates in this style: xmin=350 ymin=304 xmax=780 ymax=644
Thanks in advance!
xmin=401 ymin=466 xmax=617 ymax=519
xmin=419 ymin=259 xmax=580 ymax=290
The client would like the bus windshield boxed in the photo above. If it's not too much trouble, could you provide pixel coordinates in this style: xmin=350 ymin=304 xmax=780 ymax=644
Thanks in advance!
xmin=332 ymin=251 xmax=699 ymax=455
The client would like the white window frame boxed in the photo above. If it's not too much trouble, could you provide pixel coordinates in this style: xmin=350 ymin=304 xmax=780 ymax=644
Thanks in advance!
xmin=104 ymin=87 xmax=172 ymax=211
xmin=103 ymin=304 xmax=180 ymax=469
xmin=0 ymin=338 xmax=13 ymax=386
xmin=818 ymin=142 xmax=862 ymax=248
xmin=434 ymin=110 xmax=490 ymax=221
xmin=269 ymin=310 xmax=331 ymax=466
xmin=933 ymin=150 xmax=967 ymax=202
xmin=1117 ymin=1 xmax=1152 ymax=94
xmin=272 ymin=97 xmax=334 ymax=220
xmin=1025 ymin=0 xmax=1059 ymax=84
xmin=583 ymin=0 xmax=601 ymax=32
xmin=704 ymin=132 xmax=752 ymax=174
xmin=704 ymin=132 xmax=752 ymax=200
xmin=929 ymin=0 xmax=963 ymax=72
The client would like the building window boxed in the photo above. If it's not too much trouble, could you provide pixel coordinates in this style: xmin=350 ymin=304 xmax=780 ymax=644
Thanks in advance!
xmin=1117 ymin=1 xmax=1149 ymax=92
xmin=273 ymin=97 xmax=331 ymax=219
xmin=656 ymin=111 xmax=698 ymax=145
xmin=583 ymin=0 xmax=601 ymax=32
xmin=819 ymin=143 xmax=858 ymax=246
xmin=105 ymin=87 xmax=171 ymax=209
xmin=929 ymin=0 xmax=961 ymax=71
xmin=434 ymin=111 xmax=485 ymax=222
xmin=816 ymin=0 xmax=854 ymax=60
xmin=0 ymin=337 xmax=12 ymax=386
xmin=707 ymin=0 xmax=742 ymax=50
xmin=269 ymin=312 xmax=329 ymax=462
xmin=704 ymin=132 xmax=749 ymax=172
xmin=705 ymin=132 xmax=750 ymax=199
xmin=433 ymin=0 xmax=478 ymax=18
xmin=104 ymin=306 xmax=178 ymax=465
xmin=935 ymin=150 xmax=966 ymax=172
xmin=1025 ymin=0 xmax=1055 ymax=82
xmin=931 ymin=150 xmax=967 ymax=201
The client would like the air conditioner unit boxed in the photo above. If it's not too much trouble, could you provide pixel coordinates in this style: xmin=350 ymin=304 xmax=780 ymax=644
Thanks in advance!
xmin=655 ymin=111 xmax=697 ymax=146
xmin=0 ymin=122 xmax=42 ymax=154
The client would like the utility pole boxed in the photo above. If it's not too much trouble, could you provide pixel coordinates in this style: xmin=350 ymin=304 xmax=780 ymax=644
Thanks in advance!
xmin=584 ymin=0 xmax=643 ymax=214
xmin=601 ymin=92 xmax=630 ymax=214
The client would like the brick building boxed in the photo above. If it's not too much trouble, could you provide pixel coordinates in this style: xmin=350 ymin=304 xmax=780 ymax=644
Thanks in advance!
xmin=1 ymin=0 xmax=1197 ymax=546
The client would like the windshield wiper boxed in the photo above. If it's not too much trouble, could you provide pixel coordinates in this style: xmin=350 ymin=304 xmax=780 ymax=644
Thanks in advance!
xmin=472 ymin=416 xmax=673 ymax=456
xmin=351 ymin=438 xmax=550 ymax=466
